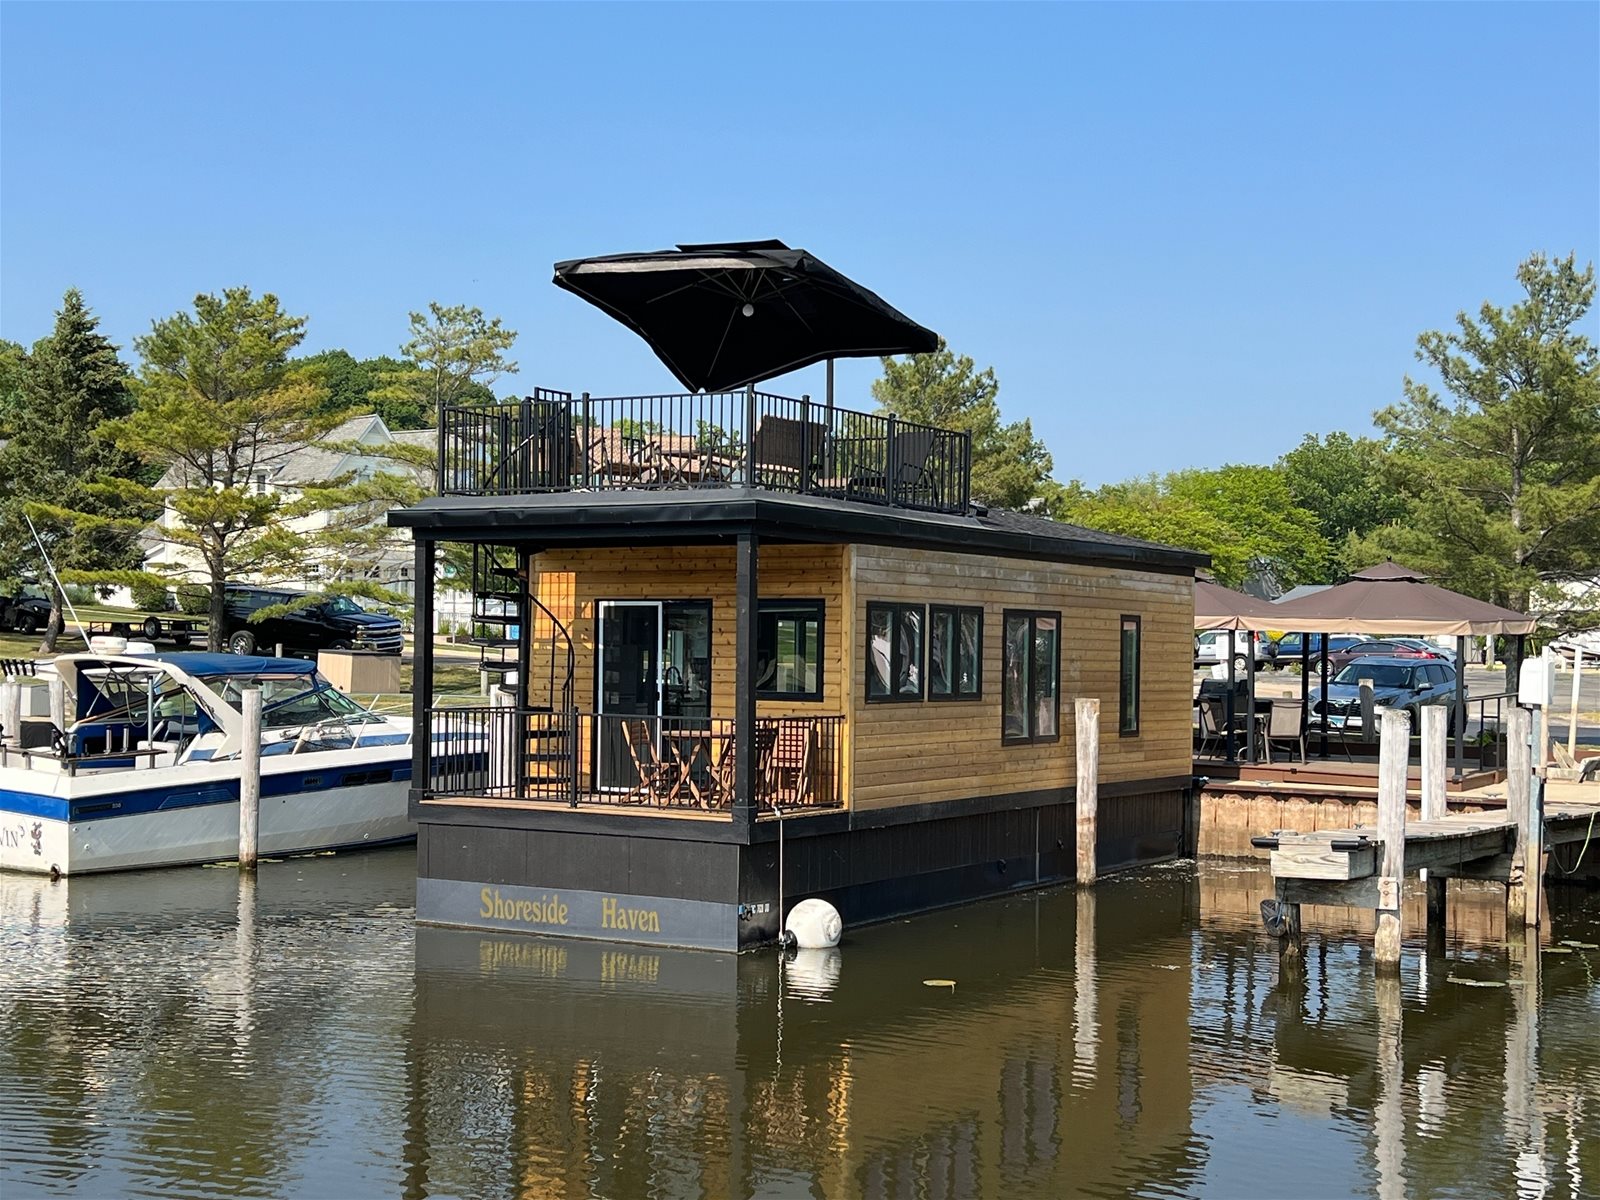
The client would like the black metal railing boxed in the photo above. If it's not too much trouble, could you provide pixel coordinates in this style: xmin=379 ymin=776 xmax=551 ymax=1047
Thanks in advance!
xmin=423 ymin=709 xmax=845 ymax=813
xmin=437 ymin=388 xmax=971 ymax=515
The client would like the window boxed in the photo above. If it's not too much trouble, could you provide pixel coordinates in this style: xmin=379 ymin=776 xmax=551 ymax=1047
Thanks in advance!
xmin=757 ymin=600 xmax=824 ymax=700
xmin=930 ymin=605 xmax=983 ymax=700
xmin=1119 ymin=615 xmax=1141 ymax=736
xmin=1002 ymin=611 xmax=1059 ymax=743
xmin=866 ymin=603 xmax=924 ymax=702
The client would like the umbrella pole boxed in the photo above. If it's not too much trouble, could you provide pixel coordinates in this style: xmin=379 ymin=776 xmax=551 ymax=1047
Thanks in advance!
xmin=825 ymin=359 xmax=836 ymax=477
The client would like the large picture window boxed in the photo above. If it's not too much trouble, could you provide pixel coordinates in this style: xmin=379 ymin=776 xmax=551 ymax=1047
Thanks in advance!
xmin=930 ymin=605 xmax=983 ymax=700
xmin=1002 ymin=610 xmax=1059 ymax=744
xmin=1119 ymin=615 xmax=1141 ymax=736
xmin=756 ymin=600 xmax=824 ymax=701
xmin=866 ymin=603 xmax=924 ymax=702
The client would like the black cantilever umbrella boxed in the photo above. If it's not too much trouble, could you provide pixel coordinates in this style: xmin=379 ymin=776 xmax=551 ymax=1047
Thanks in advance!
xmin=552 ymin=239 xmax=940 ymax=394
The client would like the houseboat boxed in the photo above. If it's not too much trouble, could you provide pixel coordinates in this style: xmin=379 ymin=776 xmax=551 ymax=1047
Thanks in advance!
xmin=391 ymin=388 xmax=1204 ymax=950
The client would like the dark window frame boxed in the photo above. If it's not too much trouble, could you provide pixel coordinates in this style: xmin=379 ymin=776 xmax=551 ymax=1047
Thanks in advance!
xmin=865 ymin=602 xmax=926 ymax=704
xmin=756 ymin=598 xmax=826 ymax=703
xmin=1001 ymin=609 xmax=1061 ymax=745
xmin=1119 ymin=614 xmax=1142 ymax=737
xmin=929 ymin=604 xmax=984 ymax=702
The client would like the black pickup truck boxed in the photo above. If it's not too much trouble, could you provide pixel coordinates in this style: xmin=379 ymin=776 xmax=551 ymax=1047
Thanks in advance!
xmin=221 ymin=585 xmax=405 ymax=657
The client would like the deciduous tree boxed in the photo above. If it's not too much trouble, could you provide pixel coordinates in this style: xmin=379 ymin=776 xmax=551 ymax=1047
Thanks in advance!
xmin=1278 ymin=432 xmax=1408 ymax=579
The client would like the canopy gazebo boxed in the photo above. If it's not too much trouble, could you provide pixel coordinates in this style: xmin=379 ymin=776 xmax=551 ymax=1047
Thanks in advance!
xmin=1268 ymin=561 xmax=1537 ymax=775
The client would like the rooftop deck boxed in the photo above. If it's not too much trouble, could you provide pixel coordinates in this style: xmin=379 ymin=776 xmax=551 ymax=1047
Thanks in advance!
xmin=437 ymin=388 xmax=972 ymax=515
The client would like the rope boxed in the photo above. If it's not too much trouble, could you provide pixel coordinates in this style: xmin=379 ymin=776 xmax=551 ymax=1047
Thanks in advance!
xmin=1550 ymin=810 xmax=1598 ymax=875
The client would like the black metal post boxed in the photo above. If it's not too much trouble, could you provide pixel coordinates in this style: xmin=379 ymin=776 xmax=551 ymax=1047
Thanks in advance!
xmin=1224 ymin=631 xmax=1237 ymax=762
xmin=581 ymin=392 xmax=592 ymax=490
xmin=886 ymin=412 xmax=899 ymax=505
xmin=734 ymin=532 xmax=759 ymax=836
xmin=801 ymin=395 xmax=812 ymax=494
xmin=1246 ymin=630 xmax=1257 ymax=763
xmin=1453 ymin=634 xmax=1467 ymax=779
xmin=411 ymin=537 xmax=436 ymax=801
xmin=516 ymin=549 xmax=533 ymax=710
xmin=1319 ymin=638 xmax=1329 ymax=759
xmin=435 ymin=403 xmax=447 ymax=493
xmin=1299 ymin=631 xmax=1309 ymax=750
xmin=825 ymin=359 xmax=836 ymax=480
xmin=743 ymin=385 xmax=757 ymax=489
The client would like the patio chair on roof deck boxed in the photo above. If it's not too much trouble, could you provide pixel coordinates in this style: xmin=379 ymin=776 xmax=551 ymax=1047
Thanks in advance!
xmin=817 ymin=425 xmax=943 ymax=507
xmin=1263 ymin=699 xmax=1307 ymax=764
xmin=751 ymin=415 xmax=827 ymax=491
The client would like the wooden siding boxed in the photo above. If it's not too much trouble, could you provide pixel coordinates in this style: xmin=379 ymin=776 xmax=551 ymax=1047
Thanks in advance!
xmin=530 ymin=541 xmax=1193 ymax=813
xmin=531 ymin=544 xmax=847 ymax=720
xmin=848 ymin=546 xmax=1194 ymax=810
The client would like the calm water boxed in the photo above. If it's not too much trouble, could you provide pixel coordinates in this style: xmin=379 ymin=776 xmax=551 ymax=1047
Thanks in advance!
xmin=2 ymin=852 xmax=1598 ymax=1200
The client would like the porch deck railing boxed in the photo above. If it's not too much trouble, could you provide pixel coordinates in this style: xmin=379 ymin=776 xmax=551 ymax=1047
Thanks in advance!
xmin=436 ymin=387 xmax=972 ymax=515
xmin=426 ymin=708 xmax=844 ymax=813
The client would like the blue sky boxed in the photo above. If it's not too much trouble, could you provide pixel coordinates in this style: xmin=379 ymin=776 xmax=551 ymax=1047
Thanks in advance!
xmin=2 ymin=3 xmax=1596 ymax=486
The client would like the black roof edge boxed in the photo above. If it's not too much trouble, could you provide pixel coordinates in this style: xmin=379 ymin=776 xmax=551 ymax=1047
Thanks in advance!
xmin=388 ymin=492 xmax=1208 ymax=575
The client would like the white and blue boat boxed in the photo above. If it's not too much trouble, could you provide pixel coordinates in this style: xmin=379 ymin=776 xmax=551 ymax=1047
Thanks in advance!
xmin=0 ymin=652 xmax=417 ymax=876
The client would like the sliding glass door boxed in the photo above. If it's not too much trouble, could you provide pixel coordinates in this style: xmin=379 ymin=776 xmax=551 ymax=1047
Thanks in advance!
xmin=596 ymin=600 xmax=711 ymax=793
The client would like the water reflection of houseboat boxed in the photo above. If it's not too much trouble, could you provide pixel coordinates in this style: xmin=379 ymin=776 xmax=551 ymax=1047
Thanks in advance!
xmin=407 ymin=873 xmax=1202 ymax=1199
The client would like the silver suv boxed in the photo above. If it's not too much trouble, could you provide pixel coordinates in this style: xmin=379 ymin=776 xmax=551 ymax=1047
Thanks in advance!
xmin=1194 ymin=629 xmax=1277 ymax=672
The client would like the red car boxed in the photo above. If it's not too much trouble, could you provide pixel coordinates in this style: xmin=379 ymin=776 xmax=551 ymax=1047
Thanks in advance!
xmin=1327 ymin=638 xmax=1445 ymax=673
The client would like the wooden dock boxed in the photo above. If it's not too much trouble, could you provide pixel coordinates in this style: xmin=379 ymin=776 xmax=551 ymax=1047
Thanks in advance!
xmin=1256 ymin=705 xmax=1600 ymax=969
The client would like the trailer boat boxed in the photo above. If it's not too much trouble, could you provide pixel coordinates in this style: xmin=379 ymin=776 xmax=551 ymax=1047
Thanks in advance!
xmin=0 ymin=652 xmax=417 ymax=876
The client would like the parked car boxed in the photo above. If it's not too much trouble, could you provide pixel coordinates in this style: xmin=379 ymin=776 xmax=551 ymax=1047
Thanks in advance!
xmin=1388 ymin=637 xmax=1456 ymax=662
xmin=1272 ymin=633 xmax=1367 ymax=663
xmin=0 ymin=588 xmax=52 ymax=634
xmin=1310 ymin=656 xmax=1458 ymax=732
xmin=1327 ymin=638 xmax=1448 ymax=672
xmin=1194 ymin=629 xmax=1277 ymax=672
xmin=221 ymin=585 xmax=404 ymax=657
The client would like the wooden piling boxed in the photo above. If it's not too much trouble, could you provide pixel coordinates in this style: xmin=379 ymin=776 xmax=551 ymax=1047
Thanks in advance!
xmin=1506 ymin=706 xmax=1530 ymax=926
xmin=239 ymin=687 xmax=261 ymax=871
xmin=1568 ymin=648 xmax=1585 ymax=764
xmin=1359 ymin=677 xmax=1376 ymax=744
xmin=1075 ymin=698 xmax=1099 ymax=886
xmin=0 ymin=680 xmax=20 ymax=752
xmin=1421 ymin=705 xmax=1448 ymax=929
xmin=1374 ymin=707 xmax=1410 ymax=970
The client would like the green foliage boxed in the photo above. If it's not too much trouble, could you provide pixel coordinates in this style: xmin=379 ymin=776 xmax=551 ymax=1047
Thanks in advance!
xmin=1054 ymin=465 xmax=1328 ymax=589
xmin=0 ymin=290 xmax=152 ymax=650
xmin=1356 ymin=253 xmax=1600 ymax=627
xmin=129 ymin=576 xmax=173 ymax=612
xmin=871 ymin=340 xmax=1053 ymax=510
xmin=176 ymin=584 xmax=210 ymax=615
xmin=370 ymin=302 xmax=518 ymax=424
xmin=1278 ymin=432 xmax=1409 ymax=580
xmin=0 ymin=338 xmax=26 ymax=435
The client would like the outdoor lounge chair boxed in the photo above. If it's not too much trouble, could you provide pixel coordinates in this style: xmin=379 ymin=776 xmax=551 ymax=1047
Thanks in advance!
xmin=1196 ymin=698 xmax=1229 ymax=760
xmin=817 ymin=425 xmax=943 ymax=507
xmin=751 ymin=415 xmax=827 ymax=490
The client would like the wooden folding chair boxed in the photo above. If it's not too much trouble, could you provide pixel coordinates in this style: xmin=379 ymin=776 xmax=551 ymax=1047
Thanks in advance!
xmin=763 ymin=718 xmax=815 ymax=809
xmin=622 ymin=718 xmax=679 ymax=805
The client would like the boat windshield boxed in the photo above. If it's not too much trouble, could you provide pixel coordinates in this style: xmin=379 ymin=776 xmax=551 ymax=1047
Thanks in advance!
xmin=1333 ymin=664 xmax=1415 ymax=688
xmin=211 ymin=672 xmax=383 ymax=728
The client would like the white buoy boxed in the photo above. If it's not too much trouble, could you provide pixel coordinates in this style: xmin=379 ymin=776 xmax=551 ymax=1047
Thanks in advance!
xmin=785 ymin=898 xmax=842 ymax=949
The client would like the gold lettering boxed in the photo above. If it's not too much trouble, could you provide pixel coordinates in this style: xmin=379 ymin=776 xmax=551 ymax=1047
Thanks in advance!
xmin=601 ymin=897 xmax=618 ymax=929
xmin=479 ymin=887 xmax=493 ymax=918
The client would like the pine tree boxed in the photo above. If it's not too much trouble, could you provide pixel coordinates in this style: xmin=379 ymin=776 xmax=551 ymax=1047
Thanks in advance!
xmin=0 ymin=290 xmax=149 ymax=650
